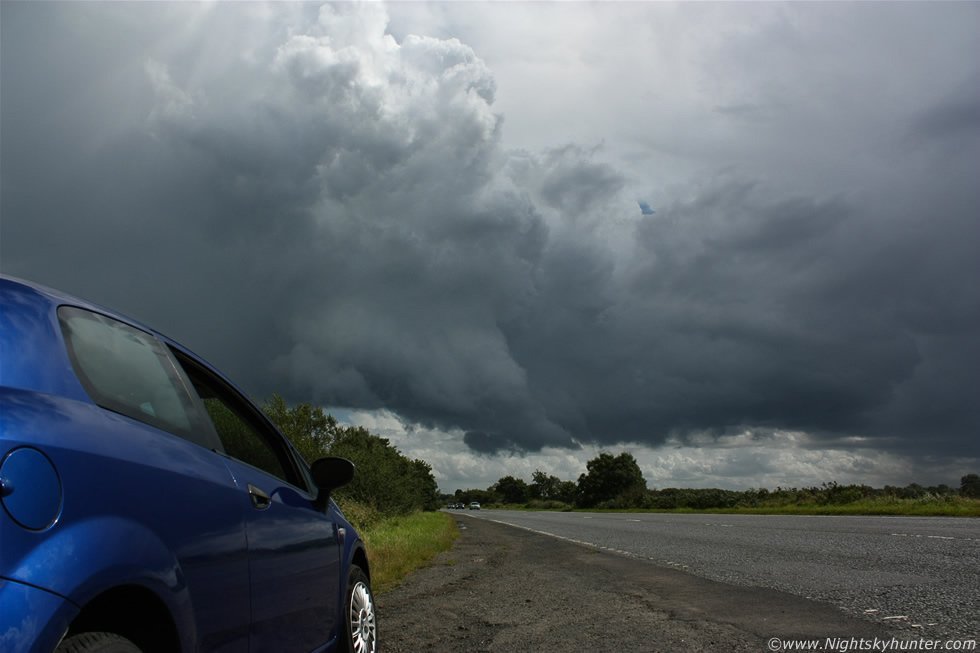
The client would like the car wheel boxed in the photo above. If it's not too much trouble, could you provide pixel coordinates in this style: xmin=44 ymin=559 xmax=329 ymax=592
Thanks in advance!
xmin=341 ymin=564 xmax=377 ymax=653
xmin=56 ymin=632 xmax=142 ymax=653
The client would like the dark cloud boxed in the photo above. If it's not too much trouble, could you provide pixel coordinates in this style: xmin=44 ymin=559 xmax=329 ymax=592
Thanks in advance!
xmin=909 ymin=73 xmax=980 ymax=146
xmin=462 ymin=431 xmax=524 ymax=456
xmin=2 ymin=2 xmax=978 ymax=469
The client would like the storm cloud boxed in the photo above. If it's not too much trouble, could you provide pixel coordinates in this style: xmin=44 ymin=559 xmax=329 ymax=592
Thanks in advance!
xmin=2 ymin=2 xmax=978 ymax=483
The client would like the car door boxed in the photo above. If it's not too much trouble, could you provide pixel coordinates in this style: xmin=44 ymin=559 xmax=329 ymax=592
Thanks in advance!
xmin=173 ymin=351 xmax=342 ymax=652
xmin=55 ymin=306 xmax=253 ymax=651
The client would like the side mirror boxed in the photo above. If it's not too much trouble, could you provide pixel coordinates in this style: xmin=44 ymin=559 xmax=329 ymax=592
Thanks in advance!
xmin=310 ymin=457 xmax=355 ymax=511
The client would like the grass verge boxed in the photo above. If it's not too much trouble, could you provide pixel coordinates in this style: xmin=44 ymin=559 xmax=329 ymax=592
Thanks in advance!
xmin=356 ymin=510 xmax=459 ymax=594
xmin=699 ymin=497 xmax=980 ymax=517
xmin=493 ymin=496 xmax=980 ymax=517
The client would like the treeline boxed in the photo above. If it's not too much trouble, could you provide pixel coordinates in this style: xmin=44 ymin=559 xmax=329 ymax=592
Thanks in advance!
xmin=261 ymin=394 xmax=440 ymax=515
xmin=593 ymin=479 xmax=980 ymax=511
xmin=449 ymin=452 xmax=650 ymax=508
xmin=447 ymin=451 xmax=980 ymax=511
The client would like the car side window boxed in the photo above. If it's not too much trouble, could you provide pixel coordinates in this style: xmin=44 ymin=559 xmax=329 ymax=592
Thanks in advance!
xmin=172 ymin=350 xmax=305 ymax=489
xmin=58 ymin=306 xmax=222 ymax=451
xmin=203 ymin=394 xmax=287 ymax=481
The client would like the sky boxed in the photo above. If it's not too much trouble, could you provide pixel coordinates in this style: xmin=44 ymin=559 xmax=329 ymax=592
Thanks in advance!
xmin=2 ymin=1 xmax=978 ymax=494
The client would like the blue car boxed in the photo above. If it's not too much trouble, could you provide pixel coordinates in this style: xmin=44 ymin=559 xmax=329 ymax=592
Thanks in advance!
xmin=0 ymin=275 xmax=376 ymax=653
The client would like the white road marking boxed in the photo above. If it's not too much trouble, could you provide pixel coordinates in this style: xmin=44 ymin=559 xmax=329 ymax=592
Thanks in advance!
xmin=891 ymin=533 xmax=976 ymax=541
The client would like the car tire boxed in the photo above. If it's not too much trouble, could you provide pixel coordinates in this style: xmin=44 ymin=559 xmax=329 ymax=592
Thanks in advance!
xmin=56 ymin=632 xmax=142 ymax=653
xmin=340 ymin=564 xmax=377 ymax=653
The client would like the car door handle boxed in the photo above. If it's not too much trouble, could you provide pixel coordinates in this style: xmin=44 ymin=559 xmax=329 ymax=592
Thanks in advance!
xmin=248 ymin=483 xmax=272 ymax=510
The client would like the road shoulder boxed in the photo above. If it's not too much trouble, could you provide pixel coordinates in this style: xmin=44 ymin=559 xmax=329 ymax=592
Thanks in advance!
xmin=378 ymin=514 xmax=894 ymax=652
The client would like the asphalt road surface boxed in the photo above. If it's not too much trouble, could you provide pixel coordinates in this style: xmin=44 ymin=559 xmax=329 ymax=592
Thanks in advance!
xmin=377 ymin=512 xmax=978 ymax=652
xmin=464 ymin=510 xmax=980 ymax=639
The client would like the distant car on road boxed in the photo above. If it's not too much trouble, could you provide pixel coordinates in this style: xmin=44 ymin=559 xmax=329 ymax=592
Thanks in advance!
xmin=0 ymin=274 xmax=377 ymax=653
xmin=469 ymin=502 xmax=481 ymax=510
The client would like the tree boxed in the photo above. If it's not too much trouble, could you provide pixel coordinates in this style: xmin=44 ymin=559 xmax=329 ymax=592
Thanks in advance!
xmin=577 ymin=452 xmax=647 ymax=508
xmin=455 ymin=489 xmax=498 ymax=506
xmin=961 ymin=474 xmax=980 ymax=499
xmin=261 ymin=394 xmax=340 ymax=464
xmin=263 ymin=395 xmax=441 ymax=515
xmin=491 ymin=476 xmax=530 ymax=504
xmin=410 ymin=458 xmax=441 ymax=511
xmin=530 ymin=470 xmax=561 ymax=501
xmin=529 ymin=471 xmax=577 ymax=505
xmin=329 ymin=426 xmax=430 ymax=514
xmin=554 ymin=480 xmax=578 ymax=504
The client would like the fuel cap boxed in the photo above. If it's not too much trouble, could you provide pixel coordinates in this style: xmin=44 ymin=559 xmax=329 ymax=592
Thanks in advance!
xmin=0 ymin=447 xmax=63 ymax=531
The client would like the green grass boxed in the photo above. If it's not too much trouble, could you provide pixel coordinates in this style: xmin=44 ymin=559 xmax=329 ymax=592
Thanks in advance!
xmin=732 ymin=496 xmax=980 ymax=517
xmin=631 ymin=502 xmax=980 ymax=517
xmin=357 ymin=510 xmax=460 ymax=593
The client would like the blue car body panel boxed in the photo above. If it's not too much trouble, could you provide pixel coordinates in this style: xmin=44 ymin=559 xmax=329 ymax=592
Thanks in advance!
xmin=1 ymin=385 xmax=251 ymax=651
xmin=0 ymin=579 xmax=79 ymax=653
xmin=220 ymin=455 xmax=341 ymax=652
xmin=0 ymin=275 xmax=367 ymax=652
xmin=0 ymin=277 xmax=92 ymax=403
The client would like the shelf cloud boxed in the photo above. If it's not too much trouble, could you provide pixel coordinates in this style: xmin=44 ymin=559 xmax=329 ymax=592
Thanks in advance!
xmin=2 ymin=2 xmax=977 ymax=487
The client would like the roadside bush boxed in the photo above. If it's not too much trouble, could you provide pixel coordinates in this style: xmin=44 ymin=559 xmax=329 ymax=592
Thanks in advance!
xmin=960 ymin=474 xmax=980 ymax=499
xmin=595 ymin=486 xmax=654 ymax=510
xmin=330 ymin=428 xmax=440 ymax=514
xmin=646 ymin=488 xmax=741 ymax=510
xmin=334 ymin=497 xmax=386 ymax=533
xmin=524 ymin=499 xmax=573 ymax=511
xmin=261 ymin=395 xmax=440 ymax=516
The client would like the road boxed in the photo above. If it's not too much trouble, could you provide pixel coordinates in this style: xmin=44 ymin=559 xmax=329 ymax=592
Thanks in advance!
xmin=378 ymin=514 xmax=924 ymax=652
xmin=458 ymin=510 xmax=980 ymax=640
